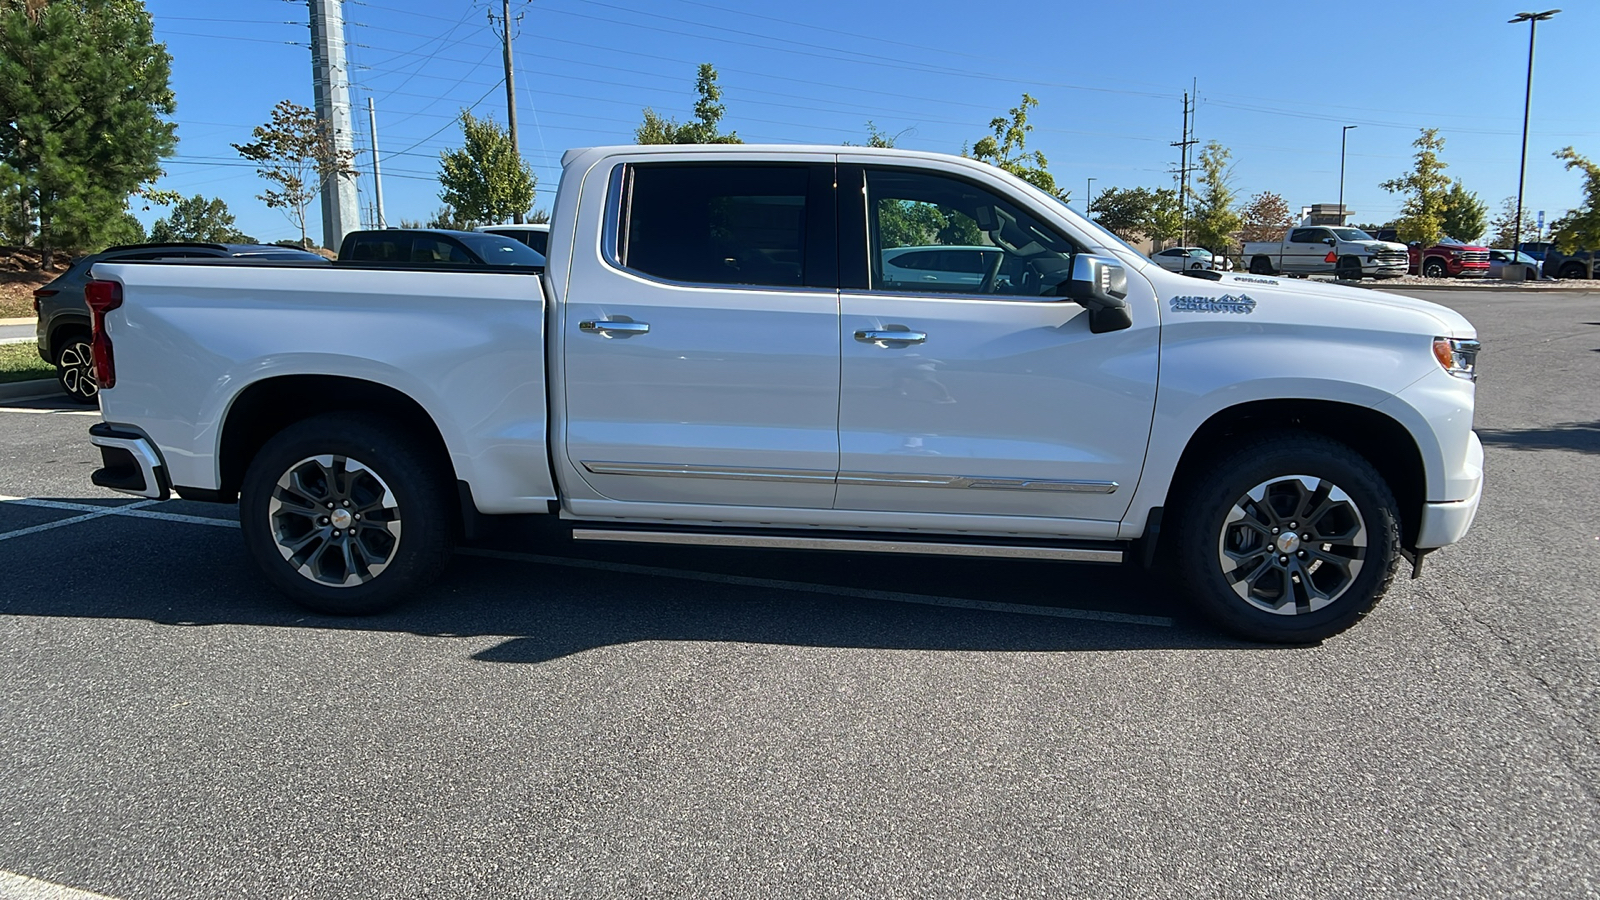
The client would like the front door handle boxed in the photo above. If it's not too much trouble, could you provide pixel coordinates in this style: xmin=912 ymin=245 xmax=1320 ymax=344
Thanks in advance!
xmin=580 ymin=320 xmax=650 ymax=337
xmin=855 ymin=329 xmax=927 ymax=345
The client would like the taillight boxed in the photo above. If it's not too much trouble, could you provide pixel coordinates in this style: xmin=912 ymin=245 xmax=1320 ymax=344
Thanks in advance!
xmin=84 ymin=280 xmax=123 ymax=390
xmin=31 ymin=288 xmax=56 ymax=314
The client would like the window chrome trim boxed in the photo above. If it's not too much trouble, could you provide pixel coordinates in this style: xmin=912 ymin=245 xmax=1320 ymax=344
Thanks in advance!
xmin=841 ymin=287 xmax=1082 ymax=306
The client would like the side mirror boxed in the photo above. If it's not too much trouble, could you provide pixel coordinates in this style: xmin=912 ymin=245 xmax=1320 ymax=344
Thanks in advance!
xmin=1323 ymin=238 xmax=1337 ymax=246
xmin=1064 ymin=254 xmax=1133 ymax=334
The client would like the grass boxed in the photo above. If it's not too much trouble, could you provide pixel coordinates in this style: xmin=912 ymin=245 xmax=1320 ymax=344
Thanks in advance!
xmin=0 ymin=341 xmax=53 ymax=384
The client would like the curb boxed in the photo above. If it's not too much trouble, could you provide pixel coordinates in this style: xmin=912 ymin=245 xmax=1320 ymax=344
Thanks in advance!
xmin=0 ymin=317 xmax=37 ymax=326
xmin=0 ymin=378 xmax=58 ymax=402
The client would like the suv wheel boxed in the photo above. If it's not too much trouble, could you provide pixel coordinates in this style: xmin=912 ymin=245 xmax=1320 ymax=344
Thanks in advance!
xmin=239 ymin=413 xmax=454 ymax=615
xmin=1172 ymin=432 xmax=1401 ymax=643
xmin=54 ymin=336 xmax=98 ymax=404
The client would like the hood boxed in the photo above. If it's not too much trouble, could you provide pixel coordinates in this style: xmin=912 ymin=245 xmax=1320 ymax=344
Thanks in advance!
xmin=1201 ymin=271 xmax=1476 ymax=338
xmin=1358 ymin=241 xmax=1408 ymax=254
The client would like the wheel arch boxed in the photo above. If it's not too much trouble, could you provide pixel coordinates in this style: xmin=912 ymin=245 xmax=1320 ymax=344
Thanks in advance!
xmin=1161 ymin=399 xmax=1427 ymax=549
xmin=46 ymin=315 xmax=92 ymax=360
xmin=217 ymin=375 xmax=458 ymax=505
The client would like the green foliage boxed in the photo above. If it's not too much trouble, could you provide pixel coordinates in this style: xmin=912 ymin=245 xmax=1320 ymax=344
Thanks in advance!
xmin=148 ymin=194 xmax=253 ymax=243
xmin=1550 ymin=147 xmax=1600 ymax=253
xmin=436 ymin=110 xmax=534 ymax=226
xmin=1237 ymin=191 xmax=1297 ymax=244
xmin=1440 ymin=180 xmax=1487 ymax=243
xmin=527 ymin=208 xmax=551 ymax=225
xmin=1089 ymin=186 xmax=1178 ymax=243
xmin=968 ymin=94 xmax=1067 ymax=202
xmin=1190 ymin=141 xmax=1242 ymax=253
xmin=233 ymin=99 xmax=356 ymax=247
xmin=0 ymin=0 xmax=178 ymax=265
xmin=1380 ymin=129 xmax=1453 ymax=247
xmin=1487 ymin=196 xmax=1538 ymax=249
xmin=635 ymin=64 xmax=741 ymax=145
xmin=0 ymin=163 xmax=33 ymax=245
xmin=876 ymin=199 xmax=984 ymax=249
xmin=426 ymin=205 xmax=477 ymax=231
xmin=103 ymin=208 xmax=144 ymax=245
xmin=844 ymin=121 xmax=903 ymax=149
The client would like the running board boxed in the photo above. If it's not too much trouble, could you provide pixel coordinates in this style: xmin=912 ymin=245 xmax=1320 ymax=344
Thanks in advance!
xmin=570 ymin=528 xmax=1124 ymax=564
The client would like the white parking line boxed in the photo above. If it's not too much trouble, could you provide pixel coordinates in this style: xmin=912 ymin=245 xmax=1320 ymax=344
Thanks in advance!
xmin=0 ymin=870 xmax=123 ymax=900
xmin=0 ymin=496 xmax=1170 ymax=628
xmin=0 ymin=407 xmax=101 ymax=416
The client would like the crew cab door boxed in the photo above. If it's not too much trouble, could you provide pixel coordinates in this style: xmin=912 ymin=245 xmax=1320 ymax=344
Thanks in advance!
xmin=832 ymin=164 xmax=1159 ymax=523
xmin=1287 ymin=227 xmax=1333 ymax=273
xmin=560 ymin=157 xmax=841 ymax=508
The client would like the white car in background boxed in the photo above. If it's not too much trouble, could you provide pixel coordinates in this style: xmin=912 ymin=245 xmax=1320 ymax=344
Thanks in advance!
xmin=1152 ymin=246 xmax=1230 ymax=272
xmin=1487 ymin=249 xmax=1542 ymax=281
xmin=881 ymin=245 xmax=1007 ymax=290
xmin=476 ymin=223 xmax=550 ymax=256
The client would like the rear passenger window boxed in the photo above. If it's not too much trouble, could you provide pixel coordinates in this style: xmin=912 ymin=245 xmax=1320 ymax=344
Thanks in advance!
xmin=410 ymin=237 xmax=472 ymax=264
xmin=619 ymin=164 xmax=810 ymax=288
xmin=347 ymin=236 xmax=407 ymax=262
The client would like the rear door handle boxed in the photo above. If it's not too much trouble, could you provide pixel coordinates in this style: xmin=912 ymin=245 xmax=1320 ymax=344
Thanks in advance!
xmin=579 ymin=320 xmax=650 ymax=337
xmin=855 ymin=329 xmax=927 ymax=345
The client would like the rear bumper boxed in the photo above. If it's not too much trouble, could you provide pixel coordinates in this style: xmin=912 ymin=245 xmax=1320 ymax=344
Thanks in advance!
xmin=1415 ymin=431 xmax=1483 ymax=548
xmin=89 ymin=423 xmax=170 ymax=500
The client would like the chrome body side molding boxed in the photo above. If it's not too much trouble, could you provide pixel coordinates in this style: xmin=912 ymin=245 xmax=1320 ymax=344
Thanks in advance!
xmin=580 ymin=461 xmax=836 ymax=484
xmin=572 ymin=528 xmax=1124 ymax=564
xmin=580 ymin=460 xmax=1117 ymax=494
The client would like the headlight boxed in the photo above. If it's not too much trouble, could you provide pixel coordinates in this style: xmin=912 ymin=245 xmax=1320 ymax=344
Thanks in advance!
xmin=1433 ymin=337 xmax=1480 ymax=381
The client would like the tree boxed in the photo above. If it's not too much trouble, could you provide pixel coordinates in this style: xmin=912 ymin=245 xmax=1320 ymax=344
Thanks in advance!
xmin=436 ymin=110 xmax=534 ymax=227
xmin=1087 ymin=186 xmax=1178 ymax=243
xmin=1549 ymin=147 xmax=1600 ymax=253
xmin=527 ymin=208 xmax=551 ymax=225
xmin=426 ymin=205 xmax=477 ymax=231
xmin=1440 ymin=180 xmax=1487 ymax=243
xmin=1237 ymin=191 xmax=1297 ymax=244
xmin=1487 ymin=196 xmax=1538 ymax=249
xmin=845 ymin=121 xmax=906 ymax=149
xmin=1190 ymin=141 xmax=1242 ymax=253
xmin=1380 ymin=128 xmax=1453 ymax=247
xmin=635 ymin=63 xmax=740 ymax=145
xmin=0 ymin=163 xmax=33 ymax=246
xmin=0 ymin=0 xmax=178 ymax=265
xmin=233 ymin=99 xmax=356 ymax=248
xmin=148 ymin=194 xmax=253 ymax=243
xmin=968 ymin=94 xmax=1068 ymax=202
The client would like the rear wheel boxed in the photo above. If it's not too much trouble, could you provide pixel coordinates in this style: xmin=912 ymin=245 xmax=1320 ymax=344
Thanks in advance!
xmin=54 ymin=336 xmax=98 ymax=404
xmin=239 ymin=413 xmax=454 ymax=615
xmin=1249 ymin=256 xmax=1273 ymax=275
xmin=1171 ymin=432 xmax=1400 ymax=643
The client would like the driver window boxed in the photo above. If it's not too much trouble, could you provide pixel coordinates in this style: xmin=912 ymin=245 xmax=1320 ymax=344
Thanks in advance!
xmin=865 ymin=168 xmax=1077 ymax=298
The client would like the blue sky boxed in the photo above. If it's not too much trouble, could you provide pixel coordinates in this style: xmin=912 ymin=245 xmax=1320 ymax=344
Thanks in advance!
xmin=146 ymin=0 xmax=1599 ymax=245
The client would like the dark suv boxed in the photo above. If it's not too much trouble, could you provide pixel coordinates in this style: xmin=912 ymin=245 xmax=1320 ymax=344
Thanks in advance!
xmin=34 ymin=242 xmax=326 ymax=402
xmin=338 ymin=229 xmax=547 ymax=267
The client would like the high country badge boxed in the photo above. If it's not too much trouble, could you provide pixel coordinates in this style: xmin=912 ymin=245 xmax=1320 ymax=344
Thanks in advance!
xmin=1170 ymin=293 xmax=1257 ymax=314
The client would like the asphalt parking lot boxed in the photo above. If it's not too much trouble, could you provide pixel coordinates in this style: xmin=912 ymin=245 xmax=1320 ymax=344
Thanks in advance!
xmin=2 ymin=289 xmax=1597 ymax=900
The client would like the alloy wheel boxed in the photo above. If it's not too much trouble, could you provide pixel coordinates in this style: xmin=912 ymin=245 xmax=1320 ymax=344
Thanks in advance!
xmin=1216 ymin=475 xmax=1367 ymax=615
xmin=57 ymin=340 xmax=97 ymax=401
xmin=268 ymin=454 xmax=403 ymax=587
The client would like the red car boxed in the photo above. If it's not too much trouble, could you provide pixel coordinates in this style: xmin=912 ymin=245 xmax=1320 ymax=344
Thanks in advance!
xmin=1374 ymin=229 xmax=1490 ymax=278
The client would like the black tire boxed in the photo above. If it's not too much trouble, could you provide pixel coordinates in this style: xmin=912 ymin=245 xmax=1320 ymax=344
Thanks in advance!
xmin=54 ymin=335 xmax=98 ymax=404
xmin=239 ymin=413 xmax=454 ymax=615
xmin=1170 ymin=432 xmax=1400 ymax=644
xmin=1558 ymin=262 xmax=1586 ymax=280
xmin=1336 ymin=257 xmax=1362 ymax=281
xmin=1422 ymin=259 xmax=1447 ymax=278
xmin=1249 ymin=256 xmax=1273 ymax=275
xmin=1189 ymin=262 xmax=1203 ymax=270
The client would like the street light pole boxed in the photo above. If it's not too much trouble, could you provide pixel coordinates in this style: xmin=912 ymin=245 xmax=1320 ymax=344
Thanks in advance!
xmin=1339 ymin=125 xmax=1357 ymax=224
xmin=1510 ymin=9 xmax=1560 ymax=257
xmin=1085 ymin=177 xmax=1096 ymax=216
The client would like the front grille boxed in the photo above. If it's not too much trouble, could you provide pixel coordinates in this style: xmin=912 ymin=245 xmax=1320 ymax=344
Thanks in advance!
xmin=1460 ymin=251 xmax=1489 ymax=263
xmin=1375 ymin=252 xmax=1409 ymax=265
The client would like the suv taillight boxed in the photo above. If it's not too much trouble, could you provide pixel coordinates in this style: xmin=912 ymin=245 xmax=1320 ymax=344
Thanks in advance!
xmin=31 ymin=288 xmax=56 ymax=314
xmin=84 ymin=280 xmax=123 ymax=390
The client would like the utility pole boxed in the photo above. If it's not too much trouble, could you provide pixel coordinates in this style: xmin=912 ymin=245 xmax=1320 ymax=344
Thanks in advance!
xmin=1339 ymin=125 xmax=1357 ymax=224
xmin=1085 ymin=177 xmax=1096 ymax=217
xmin=1509 ymin=10 xmax=1560 ymax=259
xmin=489 ymin=0 xmax=526 ymax=224
xmin=368 ymin=97 xmax=386 ymax=229
xmin=307 ymin=0 xmax=360 ymax=249
xmin=1170 ymin=90 xmax=1198 ymax=247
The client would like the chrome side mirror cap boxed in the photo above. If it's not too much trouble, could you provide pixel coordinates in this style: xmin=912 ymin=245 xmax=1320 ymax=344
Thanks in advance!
xmin=1066 ymin=254 xmax=1133 ymax=334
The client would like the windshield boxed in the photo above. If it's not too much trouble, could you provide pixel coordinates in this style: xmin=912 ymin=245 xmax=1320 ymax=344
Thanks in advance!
xmin=1330 ymin=228 xmax=1373 ymax=241
xmin=456 ymin=233 xmax=547 ymax=266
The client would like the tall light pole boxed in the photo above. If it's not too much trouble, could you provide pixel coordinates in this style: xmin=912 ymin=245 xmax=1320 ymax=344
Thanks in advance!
xmin=1339 ymin=125 xmax=1357 ymax=224
xmin=1510 ymin=9 xmax=1559 ymax=256
xmin=1085 ymin=177 xmax=1096 ymax=216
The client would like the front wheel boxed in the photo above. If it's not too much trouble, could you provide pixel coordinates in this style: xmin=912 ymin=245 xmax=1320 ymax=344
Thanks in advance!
xmin=1171 ymin=433 xmax=1400 ymax=643
xmin=239 ymin=413 xmax=454 ymax=615
xmin=1249 ymin=257 xmax=1273 ymax=275
xmin=1336 ymin=257 xmax=1362 ymax=281
xmin=54 ymin=336 xmax=98 ymax=404
xmin=1422 ymin=259 xmax=1447 ymax=278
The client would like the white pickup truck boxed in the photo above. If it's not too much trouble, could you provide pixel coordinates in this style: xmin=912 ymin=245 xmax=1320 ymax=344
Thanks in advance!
xmin=1244 ymin=226 xmax=1411 ymax=280
xmin=80 ymin=145 xmax=1484 ymax=643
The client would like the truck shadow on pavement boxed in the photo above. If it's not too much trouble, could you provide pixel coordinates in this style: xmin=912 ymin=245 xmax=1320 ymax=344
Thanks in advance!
xmin=1476 ymin=420 xmax=1600 ymax=455
xmin=0 ymin=508 xmax=1275 ymax=660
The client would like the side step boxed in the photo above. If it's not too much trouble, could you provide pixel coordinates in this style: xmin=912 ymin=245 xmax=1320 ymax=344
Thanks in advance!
xmin=571 ymin=528 xmax=1124 ymax=564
